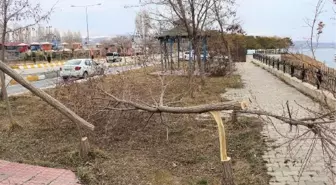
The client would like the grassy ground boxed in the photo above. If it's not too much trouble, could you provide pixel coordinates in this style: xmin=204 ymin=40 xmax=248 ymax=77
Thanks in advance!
xmin=0 ymin=67 xmax=269 ymax=185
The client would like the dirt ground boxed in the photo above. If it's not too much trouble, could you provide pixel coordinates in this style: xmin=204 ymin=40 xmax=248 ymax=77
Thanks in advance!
xmin=0 ymin=67 xmax=269 ymax=185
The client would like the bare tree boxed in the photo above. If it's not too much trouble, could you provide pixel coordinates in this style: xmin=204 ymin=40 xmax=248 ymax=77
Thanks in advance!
xmin=0 ymin=1 xmax=95 ymax=158
xmin=211 ymin=0 xmax=235 ymax=63
xmin=139 ymin=0 xmax=216 ymax=79
xmin=0 ymin=0 xmax=60 ymax=129
xmin=304 ymin=0 xmax=325 ymax=60
xmin=61 ymin=30 xmax=74 ymax=44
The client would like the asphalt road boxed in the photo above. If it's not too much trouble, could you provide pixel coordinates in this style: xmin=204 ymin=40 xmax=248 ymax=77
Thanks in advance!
xmin=7 ymin=64 xmax=145 ymax=96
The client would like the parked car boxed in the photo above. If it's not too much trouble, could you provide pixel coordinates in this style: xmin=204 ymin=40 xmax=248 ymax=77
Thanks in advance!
xmin=106 ymin=52 xmax=122 ymax=63
xmin=60 ymin=59 xmax=105 ymax=80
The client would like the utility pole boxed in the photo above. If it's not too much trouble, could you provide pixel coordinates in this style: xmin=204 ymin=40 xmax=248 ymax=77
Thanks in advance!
xmin=71 ymin=3 xmax=101 ymax=47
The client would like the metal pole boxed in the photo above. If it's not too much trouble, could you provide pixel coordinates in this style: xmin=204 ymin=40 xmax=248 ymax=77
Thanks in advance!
xmin=86 ymin=7 xmax=89 ymax=46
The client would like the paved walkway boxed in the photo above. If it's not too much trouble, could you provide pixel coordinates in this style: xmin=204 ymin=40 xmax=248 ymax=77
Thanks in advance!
xmin=222 ymin=57 xmax=334 ymax=185
xmin=0 ymin=160 xmax=80 ymax=185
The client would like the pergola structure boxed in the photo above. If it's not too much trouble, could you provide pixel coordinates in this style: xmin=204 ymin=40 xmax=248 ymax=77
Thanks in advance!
xmin=156 ymin=26 xmax=209 ymax=73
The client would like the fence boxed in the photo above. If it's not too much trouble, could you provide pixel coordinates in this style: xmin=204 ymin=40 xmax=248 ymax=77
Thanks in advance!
xmin=254 ymin=49 xmax=288 ymax=55
xmin=253 ymin=53 xmax=336 ymax=93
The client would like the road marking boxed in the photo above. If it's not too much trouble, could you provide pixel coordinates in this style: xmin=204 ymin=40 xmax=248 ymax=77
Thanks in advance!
xmin=10 ymin=62 xmax=65 ymax=69
xmin=9 ymin=74 xmax=46 ymax=85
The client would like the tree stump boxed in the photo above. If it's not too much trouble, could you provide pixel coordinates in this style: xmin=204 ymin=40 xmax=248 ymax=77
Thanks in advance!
xmin=231 ymin=110 xmax=237 ymax=123
xmin=80 ymin=137 xmax=90 ymax=160
xmin=222 ymin=157 xmax=235 ymax=185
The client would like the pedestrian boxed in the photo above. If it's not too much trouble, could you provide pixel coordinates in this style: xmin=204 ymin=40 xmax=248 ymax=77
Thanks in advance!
xmin=47 ymin=53 xmax=51 ymax=63
xmin=316 ymin=69 xmax=322 ymax=89
xmin=32 ymin=51 xmax=36 ymax=64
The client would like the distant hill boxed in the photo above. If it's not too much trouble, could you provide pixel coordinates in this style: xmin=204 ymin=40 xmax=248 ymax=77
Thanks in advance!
xmin=79 ymin=36 xmax=117 ymax=45
xmin=293 ymin=41 xmax=335 ymax=49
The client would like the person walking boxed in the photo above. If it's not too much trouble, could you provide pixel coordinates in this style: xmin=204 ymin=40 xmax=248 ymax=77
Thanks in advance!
xmin=47 ymin=53 xmax=51 ymax=63
xmin=32 ymin=51 xmax=36 ymax=64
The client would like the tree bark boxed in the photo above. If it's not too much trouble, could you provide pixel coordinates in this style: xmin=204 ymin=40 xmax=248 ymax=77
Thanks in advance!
xmin=177 ymin=38 xmax=180 ymax=69
xmin=104 ymin=91 xmax=241 ymax=114
xmin=80 ymin=137 xmax=90 ymax=160
xmin=0 ymin=2 xmax=16 ymax=128
xmin=231 ymin=110 xmax=237 ymax=123
xmin=0 ymin=60 xmax=95 ymax=130
xmin=221 ymin=157 xmax=235 ymax=185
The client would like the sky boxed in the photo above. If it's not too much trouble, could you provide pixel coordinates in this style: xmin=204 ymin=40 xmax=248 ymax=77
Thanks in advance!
xmin=39 ymin=0 xmax=336 ymax=42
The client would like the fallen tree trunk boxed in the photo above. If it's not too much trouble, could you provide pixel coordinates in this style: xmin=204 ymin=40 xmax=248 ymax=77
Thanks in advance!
xmin=103 ymin=91 xmax=242 ymax=113
xmin=0 ymin=61 xmax=95 ymax=131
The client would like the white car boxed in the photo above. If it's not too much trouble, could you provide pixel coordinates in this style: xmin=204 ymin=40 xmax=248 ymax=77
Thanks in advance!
xmin=60 ymin=59 xmax=105 ymax=80
xmin=106 ymin=52 xmax=122 ymax=63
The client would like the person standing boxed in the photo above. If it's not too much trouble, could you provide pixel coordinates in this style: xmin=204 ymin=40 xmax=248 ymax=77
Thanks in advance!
xmin=316 ymin=68 xmax=323 ymax=89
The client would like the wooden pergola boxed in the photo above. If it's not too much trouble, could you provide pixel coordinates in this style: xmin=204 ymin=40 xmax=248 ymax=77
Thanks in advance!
xmin=156 ymin=26 xmax=209 ymax=72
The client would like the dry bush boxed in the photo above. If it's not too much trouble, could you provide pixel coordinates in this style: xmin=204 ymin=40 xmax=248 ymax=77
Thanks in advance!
xmin=207 ymin=58 xmax=236 ymax=77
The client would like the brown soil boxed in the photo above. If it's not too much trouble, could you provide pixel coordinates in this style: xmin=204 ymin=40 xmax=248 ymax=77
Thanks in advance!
xmin=0 ymin=67 xmax=269 ymax=185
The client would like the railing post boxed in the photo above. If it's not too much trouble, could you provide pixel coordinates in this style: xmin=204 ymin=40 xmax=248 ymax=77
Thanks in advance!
xmin=301 ymin=64 xmax=306 ymax=82
xmin=283 ymin=60 xmax=286 ymax=73
xmin=272 ymin=59 xmax=275 ymax=68
xmin=277 ymin=59 xmax=280 ymax=70
xmin=290 ymin=63 xmax=294 ymax=77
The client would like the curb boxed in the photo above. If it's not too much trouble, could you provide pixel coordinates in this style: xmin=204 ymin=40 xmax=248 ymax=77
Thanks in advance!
xmin=9 ymin=74 xmax=46 ymax=85
xmin=11 ymin=62 xmax=65 ymax=69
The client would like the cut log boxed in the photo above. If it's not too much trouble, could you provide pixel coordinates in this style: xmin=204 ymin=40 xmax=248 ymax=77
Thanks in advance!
xmin=221 ymin=157 xmax=235 ymax=185
xmin=80 ymin=137 xmax=90 ymax=160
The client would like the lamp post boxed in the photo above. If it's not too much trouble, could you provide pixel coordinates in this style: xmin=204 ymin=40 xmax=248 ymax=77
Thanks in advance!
xmin=46 ymin=26 xmax=52 ymax=42
xmin=70 ymin=3 xmax=101 ymax=46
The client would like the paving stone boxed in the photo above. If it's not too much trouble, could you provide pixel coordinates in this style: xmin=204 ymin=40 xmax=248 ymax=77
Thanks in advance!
xmin=0 ymin=160 xmax=80 ymax=185
xmin=221 ymin=59 xmax=333 ymax=185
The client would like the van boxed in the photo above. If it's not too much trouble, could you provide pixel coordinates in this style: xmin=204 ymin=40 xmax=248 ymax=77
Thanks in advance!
xmin=106 ymin=52 xmax=122 ymax=63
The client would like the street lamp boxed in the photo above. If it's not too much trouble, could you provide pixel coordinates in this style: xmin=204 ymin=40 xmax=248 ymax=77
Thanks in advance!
xmin=70 ymin=3 xmax=101 ymax=46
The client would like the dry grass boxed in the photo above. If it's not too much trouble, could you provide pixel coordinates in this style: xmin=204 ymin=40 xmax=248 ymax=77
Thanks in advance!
xmin=0 ymin=67 xmax=269 ymax=185
xmin=281 ymin=54 xmax=326 ymax=67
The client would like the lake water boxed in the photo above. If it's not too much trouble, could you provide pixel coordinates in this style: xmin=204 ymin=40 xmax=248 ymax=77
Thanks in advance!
xmin=290 ymin=47 xmax=335 ymax=68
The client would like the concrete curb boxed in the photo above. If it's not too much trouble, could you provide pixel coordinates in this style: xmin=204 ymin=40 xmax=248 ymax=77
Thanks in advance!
xmin=9 ymin=71 xmax=59 ymax=85
xmin=250 ymin=58 xmax=336 ymax=110
xmin=9 ymin=75 xmax=46 ymax=85
xmin=11 ymin=62 xmax=65 ymax=69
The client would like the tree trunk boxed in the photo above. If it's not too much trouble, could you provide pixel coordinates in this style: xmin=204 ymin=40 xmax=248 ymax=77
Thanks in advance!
xmin=160 ymin=40 xmax=164 ymax=71
xmin=221 ymin=157 xmax=235 ymax=185
xmin=188 ymin=39 xmax=193 ymax=77
xmin=193 ymin=38 xmax=205 ymax=84
xmin=177 ymin=38 xmax=180 ymax=69
xmin=164 ymin=41 xmax=168 ymax=71
xmin=80 ymin=137 xmax=90 ymax=160
xmin=0 ymin=60 xmax=95 ymax=131
xmin=231 ymin=110 xmax=237 ymax=123
xmin=0 ymin=13 xmax=17 ymax=129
